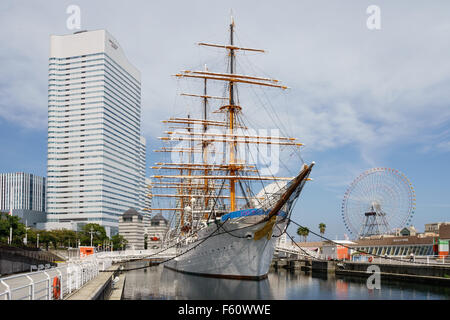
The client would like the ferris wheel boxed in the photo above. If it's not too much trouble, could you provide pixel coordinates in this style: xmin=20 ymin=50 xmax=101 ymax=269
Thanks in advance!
xmin=341 ymin=168 xmax=416 ymax=238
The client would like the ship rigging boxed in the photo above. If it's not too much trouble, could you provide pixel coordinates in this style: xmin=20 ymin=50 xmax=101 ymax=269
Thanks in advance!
xmin=147 ymin=17 xmax=314 ymax=279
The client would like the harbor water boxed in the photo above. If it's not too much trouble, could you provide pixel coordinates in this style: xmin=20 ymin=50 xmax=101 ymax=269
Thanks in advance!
xmin=121 ymin=261 xmax=450 ymax=300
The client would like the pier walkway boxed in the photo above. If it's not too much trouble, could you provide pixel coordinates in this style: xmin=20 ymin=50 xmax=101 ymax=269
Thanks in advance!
xmin=65 ymin=264 xmax=120 ymax=300
xmin=275 ymin=242 xmax=320 ymax=259
xmin=0 ymin=248 xmax=175 ymax=300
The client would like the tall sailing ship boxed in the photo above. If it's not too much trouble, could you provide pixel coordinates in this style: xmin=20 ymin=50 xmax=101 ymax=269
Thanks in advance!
xmin=148 ymin=18 xmax=314 ymax=280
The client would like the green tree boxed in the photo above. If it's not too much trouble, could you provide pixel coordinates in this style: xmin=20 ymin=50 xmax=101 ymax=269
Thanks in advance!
xmin=296 ymin=226 xmax=310 ymax=242
xmin=26 ymin=228 xmax=38 ymax=247
xmin=51 ymin=229 xmax=77 ymax=248
xmin=144 ymin=234 xmax=148 ymax=250
xmin=319 ymin=223 xmax=326 ymax=237
xmin=79 ymin=223 xmax=108 ymax=246
xmin=39 ymin=230 xmax=57 ymax=250
xmin=0 ymin=213 xmax=26 ymax=246
xmin=111 ymin=234 xmax=127 ymax=251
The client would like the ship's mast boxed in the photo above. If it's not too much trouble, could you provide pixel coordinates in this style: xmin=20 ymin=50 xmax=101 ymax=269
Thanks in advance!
xmin=187 ymin=114 xmax=193 ymax=229
xmin=149 ymin=18 xmax=303 ymax=225
xmin=202 ymin=65 xmax=210 ymax=212
xmin=228 ymin=17 xmax=237 ymax=211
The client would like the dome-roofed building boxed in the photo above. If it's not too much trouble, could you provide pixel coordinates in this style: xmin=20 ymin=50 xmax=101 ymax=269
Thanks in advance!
xmin=147 ymin=212 xmax=169 ymax=249
xmin=119 ymin=208 xmax=145 ymax=250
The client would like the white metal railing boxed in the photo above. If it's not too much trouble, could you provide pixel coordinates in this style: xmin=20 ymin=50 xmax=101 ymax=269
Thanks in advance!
xmin=276 ymin=243 xmax=320 ymax=259
xmin=340 ymin=255 xmax=450 ymax=266
xmin=0 ymin=256 xmax=110 ymax=300
xmin=0 ymin=248 xmax=175 ymax=300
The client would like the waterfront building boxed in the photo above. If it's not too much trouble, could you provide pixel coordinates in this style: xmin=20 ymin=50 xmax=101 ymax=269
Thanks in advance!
xmin=425 ymin=222 xmax=448 ymax=236
xmin=119 ymin=208 xmax=145 ymax=250
xmin=293 ymin=222 xmax=450 ymax=260
xmin=316 ymin=236 xmax=436 ymax=260
xmin=0 ymin=173 xmax=46 ymax=212
xmin=396 ymin=226 xmax=417 ymax=237
xmin=322 ymin=240 xmax=356 ymax=260
xmin=45 ymin=29 xmax=145 ymax=236
xmin=438 ymin=224 xmax=450 ymax=257
xmin=351 ymin=235 xmax=436 ymax=257
xmin=425 ymin=222 xmax=445 ymax=233
xmin=147 ymin=213 xmax=169 ymax=249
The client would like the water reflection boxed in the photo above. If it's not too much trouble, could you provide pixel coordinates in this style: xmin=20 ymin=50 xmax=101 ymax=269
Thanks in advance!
xmin=122 ymin=262 xmax=272 ymax=300
xmin=122 ymin=261 xmax=450 ymax=300
xmin=160 ymin=267 xmax=272 ymax=300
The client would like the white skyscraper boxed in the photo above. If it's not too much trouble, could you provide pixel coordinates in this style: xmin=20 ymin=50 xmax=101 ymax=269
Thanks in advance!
xmin=138 ymin=136 xmax=147 ymax=212
xmin=0 ymin=173 xmax=46 ymax=212
xmin=46 ymin=30 xmax=145 ymax=236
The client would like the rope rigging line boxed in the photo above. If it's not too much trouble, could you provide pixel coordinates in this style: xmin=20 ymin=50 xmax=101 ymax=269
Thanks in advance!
xmin=284 ymin=230 xmax=318 ymax=259
xmin=116 ymin=213 xmax=289 ymax=272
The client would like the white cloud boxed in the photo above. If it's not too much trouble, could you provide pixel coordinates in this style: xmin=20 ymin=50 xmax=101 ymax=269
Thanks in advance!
xmin=1 ymin=0 xmax=450 ymax=162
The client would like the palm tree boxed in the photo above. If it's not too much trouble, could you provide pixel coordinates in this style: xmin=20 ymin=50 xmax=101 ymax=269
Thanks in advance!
xmin=297 ymin=226 xmax=310 ymax=242
xmin=319 ymin=223 xmax=326 ymax=238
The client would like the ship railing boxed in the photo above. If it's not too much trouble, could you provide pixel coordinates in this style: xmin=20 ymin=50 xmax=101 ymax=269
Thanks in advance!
xmin=82 ymin=249 xmax=177 ymax=263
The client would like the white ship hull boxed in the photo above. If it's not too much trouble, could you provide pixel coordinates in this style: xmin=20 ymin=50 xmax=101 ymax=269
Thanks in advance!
xmin=164 ymin=215 xmax=287 ymax=280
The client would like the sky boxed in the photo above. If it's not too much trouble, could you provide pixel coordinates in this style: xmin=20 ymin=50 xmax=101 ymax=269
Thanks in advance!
xmin=0 ymin=0 xmax=449 ymax=240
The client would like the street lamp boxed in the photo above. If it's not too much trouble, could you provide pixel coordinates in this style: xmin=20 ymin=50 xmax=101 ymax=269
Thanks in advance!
xmin=88 ymin=227 xmax=97 ymax=247
xmin=24 ymin=220 xmax=29 ymax=246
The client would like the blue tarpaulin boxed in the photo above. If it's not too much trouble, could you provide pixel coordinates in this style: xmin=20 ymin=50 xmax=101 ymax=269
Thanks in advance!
xmin=220 ymin=208 xmax=287 ymax=222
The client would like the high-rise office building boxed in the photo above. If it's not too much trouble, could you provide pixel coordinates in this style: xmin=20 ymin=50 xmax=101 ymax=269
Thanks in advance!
xmin=0 ymin=173 xmax=46 ymax=212
xmin=138 ymin=136 xmax=147 ymax=212
xmin=143 ymin=177 xmax=152 ymax=233
xmin=46 ymin=29 xmax=145 ymax=236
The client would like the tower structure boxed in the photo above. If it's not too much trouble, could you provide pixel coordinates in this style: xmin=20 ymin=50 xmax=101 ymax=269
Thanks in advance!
xmin=46 ymin=30 xmax=145 ymax=236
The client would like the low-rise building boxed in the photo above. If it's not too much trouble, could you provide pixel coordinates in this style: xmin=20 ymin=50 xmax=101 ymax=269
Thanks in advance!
xmin=119 ymin=208 xmax=145 ymax=250
xmin=396 ymin=226 xmax=417 ymax=237
xmin=438 ymin=224 xmax=450 ymax=257
xmin=322 ymin=240 xmax=356 ymax=260
xmin=425 ymin=222 xmax=446 ymax=233
xmin=352 ymin=235 xmax=436 ymax=257
xmin=147 ymin=213 xmax=169 ymax=249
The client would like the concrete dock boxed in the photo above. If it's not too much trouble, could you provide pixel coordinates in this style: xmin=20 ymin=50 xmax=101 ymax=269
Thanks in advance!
xmin=65 ymin=264 xmax=122 ymax=300
xmin=272 ymin=257 xmax=450 ymax=285
xmin=108 ymin=272 xmax=126 ymax=300
xmin=336 ymin=268 xmax=450 ymax=285
xmin=335 ymin=261 xmax=450 ymax=286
